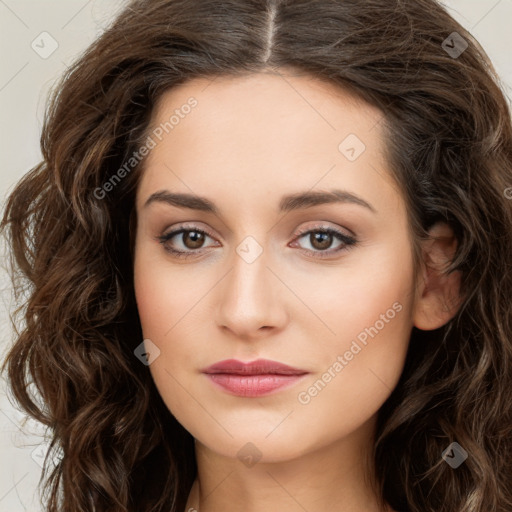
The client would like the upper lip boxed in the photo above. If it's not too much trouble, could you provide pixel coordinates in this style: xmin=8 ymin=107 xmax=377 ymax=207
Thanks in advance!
xmin=202 ymin=358 xmax=308 ymax=376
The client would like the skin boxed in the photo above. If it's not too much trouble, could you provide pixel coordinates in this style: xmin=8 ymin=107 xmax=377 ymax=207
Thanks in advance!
xmin=133 ymin=68 xmax=461 ymax=512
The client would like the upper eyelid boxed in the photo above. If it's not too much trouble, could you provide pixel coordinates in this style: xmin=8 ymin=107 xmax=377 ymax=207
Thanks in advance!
xmin=162 ymin=224 xmax=217 ymax=240
xmin=294 ymin=223 xmax=354 ymax=238
xmin=161 ymin=222 xmax=352 ymax=239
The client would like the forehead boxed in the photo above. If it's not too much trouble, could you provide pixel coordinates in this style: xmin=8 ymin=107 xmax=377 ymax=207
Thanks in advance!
xmin=146 ymin=70 xmax=383 ymax=150
xmin=136 ymin=70 xmax=400 ymax=218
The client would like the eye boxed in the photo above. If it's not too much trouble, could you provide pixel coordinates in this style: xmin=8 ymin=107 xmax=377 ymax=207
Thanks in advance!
xmin=290 ymin=226 xmax=357 ymax=259
xmin=156 ymin=223 xmax=357 ymax=260
xmin=156 ymin=225 xmax=219 ymax=259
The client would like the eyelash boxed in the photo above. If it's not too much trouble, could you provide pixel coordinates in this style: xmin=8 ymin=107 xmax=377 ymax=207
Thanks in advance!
xmin=156 ymin=224 xmax=357 ymax=260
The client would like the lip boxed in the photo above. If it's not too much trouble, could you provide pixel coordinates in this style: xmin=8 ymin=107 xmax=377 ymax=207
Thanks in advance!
xmin=202 ymin=358 xmax=309 ymax=397
xmin=202 ymin=358 xmax=307 ymax=375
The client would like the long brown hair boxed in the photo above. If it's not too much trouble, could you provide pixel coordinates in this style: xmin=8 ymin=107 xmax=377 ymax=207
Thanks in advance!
xmin=2 ymin=1 xmax=511 ymax=511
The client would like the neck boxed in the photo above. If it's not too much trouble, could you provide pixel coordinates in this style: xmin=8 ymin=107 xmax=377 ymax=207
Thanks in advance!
xmin=184 ymin=416 xmax=393 ymax=512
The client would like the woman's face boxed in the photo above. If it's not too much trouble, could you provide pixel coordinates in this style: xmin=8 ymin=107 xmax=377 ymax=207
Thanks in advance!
xmin=133 ymin=70 xmax=418 ymax=462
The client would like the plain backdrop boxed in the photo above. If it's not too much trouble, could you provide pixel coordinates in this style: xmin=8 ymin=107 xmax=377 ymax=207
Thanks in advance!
xmin=1 ymin=1 xmax=511 ymax=510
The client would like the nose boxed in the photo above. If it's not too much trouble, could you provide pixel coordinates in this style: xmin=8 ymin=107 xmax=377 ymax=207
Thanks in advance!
xmin=215 ymin=248 xmax=288 ymax=340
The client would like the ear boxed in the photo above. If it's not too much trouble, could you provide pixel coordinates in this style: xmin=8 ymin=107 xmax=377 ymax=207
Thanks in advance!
xmin=412 ymin=222 xmax=462 ymax=330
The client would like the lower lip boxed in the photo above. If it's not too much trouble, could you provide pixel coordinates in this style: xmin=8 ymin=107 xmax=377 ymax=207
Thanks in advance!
xmin=204 ymin=373 xmax=307 ymax=397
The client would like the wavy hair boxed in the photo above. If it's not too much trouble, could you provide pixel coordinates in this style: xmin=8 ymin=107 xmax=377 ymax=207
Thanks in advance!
xmin=2 ymin=0 xmax=512 ymax=511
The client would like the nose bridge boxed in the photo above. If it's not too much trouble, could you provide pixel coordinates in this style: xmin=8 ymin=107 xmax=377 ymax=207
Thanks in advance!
xmin=232 ymin=249 xmax=270 ymax=302
xmin=215 ymin=236 xmax=287 ymax=336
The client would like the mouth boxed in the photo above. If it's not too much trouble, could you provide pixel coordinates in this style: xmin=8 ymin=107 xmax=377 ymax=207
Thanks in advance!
xmin=201 ymin=358 xmax=309 ymax=397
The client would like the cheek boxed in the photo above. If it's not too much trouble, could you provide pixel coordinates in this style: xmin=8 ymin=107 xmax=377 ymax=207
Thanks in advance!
xmin=293 ymin=269 xmax=414 ymax=445
xmin=133 ymin=242 xmax=207 ymax=339
xmin=133 ymin=255 xmax=197 ymax=425
xmin=133 ymin=245 xmax=214 ymax=406
xmin=290 ymin=237 xmax=415 ymax=339
xmin=302 ymin=239 xmax=416 ymax=391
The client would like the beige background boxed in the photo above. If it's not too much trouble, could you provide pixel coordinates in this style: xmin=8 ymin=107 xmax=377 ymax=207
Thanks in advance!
xmin=1 ymin=1 xmax=511 ymax=510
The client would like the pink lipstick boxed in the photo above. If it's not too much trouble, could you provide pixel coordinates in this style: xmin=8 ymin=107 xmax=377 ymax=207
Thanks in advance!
xmin=202 ymin=358 xmax=308 ymax=397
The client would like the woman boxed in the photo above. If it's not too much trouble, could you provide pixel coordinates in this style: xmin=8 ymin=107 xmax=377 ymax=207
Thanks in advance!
xmin=2 ymin=0 xmax=511 ymax=511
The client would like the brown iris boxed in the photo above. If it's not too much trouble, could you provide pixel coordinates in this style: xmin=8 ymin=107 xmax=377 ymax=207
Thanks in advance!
xmin=309 ymin=231 xmax=333 ymax=251
xmin=182 ymin=230 xmax=205 ymax=249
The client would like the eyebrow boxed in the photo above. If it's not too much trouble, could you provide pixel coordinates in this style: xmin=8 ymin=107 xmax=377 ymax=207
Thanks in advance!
xmin=143 ymin=189 xmax=377 ymax=214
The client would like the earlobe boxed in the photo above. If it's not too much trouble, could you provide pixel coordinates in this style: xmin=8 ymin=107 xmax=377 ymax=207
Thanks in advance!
xmin=413 ymin=222 xmax=462 ymax=331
